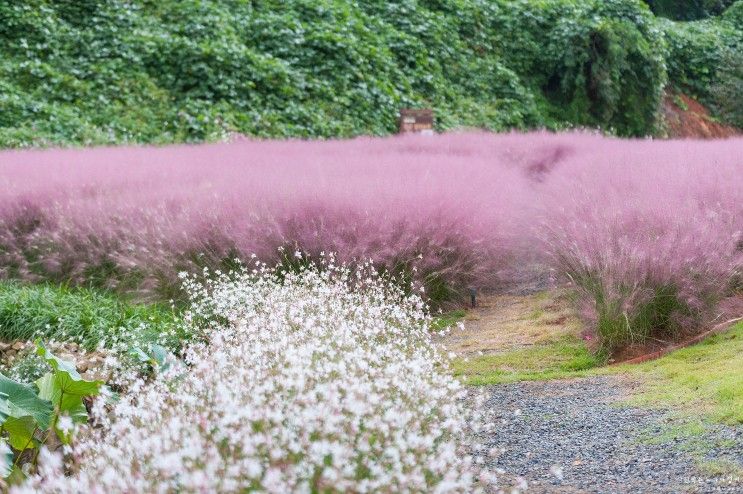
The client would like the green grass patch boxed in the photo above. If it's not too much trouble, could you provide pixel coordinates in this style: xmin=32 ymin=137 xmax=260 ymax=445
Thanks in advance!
xmin=617 ymin=321 xmax=743 ymax=424
xmin=451 ymin=335 xmax=602 ymax=385
xmin=527 ymin=309 xmax=545 ymax=320
xmin=431 ymin=309 xmax=467 ymax=332
xmin=0 ymin=281 xmax=184 ymax=351
xmin=453 ymin=318 xmax=743 ymax=425
xmin=635 ymin=417 xmax=743 ymax=477
xmin=696 ymin=458 xmax=743 ymax=478
xmin=636 ymin=420 xmax=709 ymax=446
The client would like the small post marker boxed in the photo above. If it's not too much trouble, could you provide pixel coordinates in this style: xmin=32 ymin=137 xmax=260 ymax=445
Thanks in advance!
xmin=398 ymin=108 xmax=434 ymax=135
xmin=469 ymin=287 xmax=477 ymax=308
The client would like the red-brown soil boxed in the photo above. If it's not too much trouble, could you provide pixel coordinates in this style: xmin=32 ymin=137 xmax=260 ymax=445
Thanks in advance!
xmin=663 ymin=92 xmax=740 ymax=139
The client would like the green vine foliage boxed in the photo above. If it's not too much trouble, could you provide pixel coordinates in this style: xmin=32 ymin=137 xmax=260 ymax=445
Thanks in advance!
xmin=1 ymin=1 xmax=740 ymax=146
xmin=662 ymin=6 xmax=743 ymax=104
xmin=0 ymin=0 xmax=682 ymax=147
xmin=725 ymin=0 xmax=743 ymax=24
xmin=711 ymin=50 xmax=743 ymax=127
xmin=494 ymin=0 xmax=668 ymax=136
xmin=644 ymin=0 xmax=737 ymax=20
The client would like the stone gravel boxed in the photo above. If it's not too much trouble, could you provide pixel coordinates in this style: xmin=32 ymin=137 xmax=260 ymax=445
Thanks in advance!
xmin=475 ymin=376 xmax=743 ymax=493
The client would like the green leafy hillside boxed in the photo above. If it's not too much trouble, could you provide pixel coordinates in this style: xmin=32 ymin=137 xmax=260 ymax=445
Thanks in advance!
xmin=0 ymin=0 xmax=741 ymax=147
xmin=645 ymin=0 xmax=737 ymax=20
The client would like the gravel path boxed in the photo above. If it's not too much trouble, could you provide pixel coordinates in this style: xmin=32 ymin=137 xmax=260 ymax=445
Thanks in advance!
xmin=477 ymin=376 xmax=743 ymax=493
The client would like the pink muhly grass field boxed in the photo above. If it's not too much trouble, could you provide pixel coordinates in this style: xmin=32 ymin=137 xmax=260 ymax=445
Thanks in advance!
xmin=1 ymin=132 xmax=741 ymax=350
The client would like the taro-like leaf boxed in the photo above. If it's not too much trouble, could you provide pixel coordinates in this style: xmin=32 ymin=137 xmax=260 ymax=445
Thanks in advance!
xmin=130 ymin=344 xmax=176 ymax=372
xmin=6 ymin=464 xmax=25 ymax=484
xmin=36 ymin=373 xmax=90 ymax=444
xmin=3 ymin=416 xmax=37 ymax=451
xmin=35 ymin=341 xmax=84 ymax=380
xmin=35 ymin=374 xmax=88 ymax=424
xmin=0 ymin=392 xmax=9 ymax=425
xmin=35 ymin=341 xmax=103 ymax=438
xmin=0 ymin=373 xmax=53 ymax=430
xmin=129 ymin=346 xmax=150 ymax=363
xmin=0 ymin=439 xmax=12 ymax=479
xmin=150 ymin=345 xmax=170 ymax=369
xmin=35 ymin=341 xmax=103 ymax=398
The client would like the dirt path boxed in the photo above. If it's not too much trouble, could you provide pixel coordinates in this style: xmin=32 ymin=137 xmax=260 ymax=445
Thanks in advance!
xmin=441 ymin=290 xmax=583 ymax=357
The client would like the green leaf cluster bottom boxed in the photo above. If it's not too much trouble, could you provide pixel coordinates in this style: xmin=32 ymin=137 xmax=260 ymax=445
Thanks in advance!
xmin=0 ymin=342 xmax=102 ymax=483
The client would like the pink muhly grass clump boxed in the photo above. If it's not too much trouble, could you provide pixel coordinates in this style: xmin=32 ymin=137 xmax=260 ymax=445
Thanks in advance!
xmin=538 ymin=137 xmax=742 ymax=351
xmin=0 ymin=131 xmax=741 ymax=350
xmin=0 ymin=133 xmax=533 ymax=303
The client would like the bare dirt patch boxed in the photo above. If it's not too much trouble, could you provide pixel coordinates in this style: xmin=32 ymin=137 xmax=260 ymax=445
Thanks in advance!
xmin=440 ymin=289 xmax=582 ymax=357
xmin=663 ymin=92 xmax=740 ymax=139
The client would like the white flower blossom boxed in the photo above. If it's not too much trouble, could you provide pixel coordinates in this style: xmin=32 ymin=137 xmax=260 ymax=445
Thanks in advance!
xmin=57 ymin=415 xmax=74 ymax=435
xmin=17 ymin=262 xmax=494 ymax=493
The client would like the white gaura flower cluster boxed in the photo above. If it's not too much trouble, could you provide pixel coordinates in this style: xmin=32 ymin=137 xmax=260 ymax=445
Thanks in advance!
xmin=17 ymin=258 xmax=495 ymax=493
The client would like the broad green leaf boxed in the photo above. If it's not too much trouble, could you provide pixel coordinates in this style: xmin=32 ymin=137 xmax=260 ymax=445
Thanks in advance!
xmin=0 ymin=392 xmax=10 ymax=425
xmin=53 ymin=413 xmax=78 ymax=446
xmin=3 ymin=416 xmax=37 ymax=451
xmin=129 ymin=346 xmax=150 ymax=363
xmin=6 ymin=464 xmax=26 ymax=484
xmin=150 ymin=344 xmax=170 ymax=369
xmin=35 ymin=341 xmax=83 ymax=379
xmin=35 ymin=341 xmax=103 ymax=398
xmin=0 ymin=374 xmax=53 ymax=430
xmin=35 ymin=374 xmax=89 ymax=424
xmin=45 ymin=371 xmax=101 ymax=398
xmin=130 ymin=344 xmax=176 ymax=372
xmin=35 ymin=373 xmax=56 ymax=403
xmin=0 ymin=440 xmax=12 ymax=479
xmin=36 ymin=374 xmax=88 ymax=444
xmin=59 ymin=394 xmax=88 ymax=424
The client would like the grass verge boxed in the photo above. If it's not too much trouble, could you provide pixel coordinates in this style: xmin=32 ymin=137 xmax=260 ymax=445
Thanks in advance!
xmin=616 ymin=321 xmax=743 ymax=424
xmin=431 ymin=309 xmax=467 ymax=331
xmin=0 ymin=281 xmax=183 ymax=351
xmin=451 ymin=316 xmax=743 ymax=478
xmin=450 ymin=334 xmax=602 ymax=385
xmin=452 ymin=317 xmax=743 ymax=425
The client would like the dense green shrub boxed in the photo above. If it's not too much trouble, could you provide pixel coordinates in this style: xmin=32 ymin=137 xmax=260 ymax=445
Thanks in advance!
xmin=711 ymin=50 xmax=743 ymax=127
xmin=494 ymin=0 xmax=667 ymax=136
xmin=0 ymin=0 xmax=537 ymax=147
xmin=662 ymin=11 xmax=743 ymax=104
xmin=723 ymin=0 xmax=743 ymax=25
xmin=0 ymin=0 xmax=678 ymax=146
xmin=645 ymin=0 xmax=737 ymax=20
